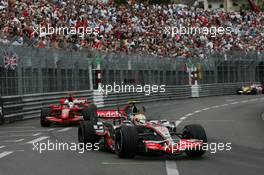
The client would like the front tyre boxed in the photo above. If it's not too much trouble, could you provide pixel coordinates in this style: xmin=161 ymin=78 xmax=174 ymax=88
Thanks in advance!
xmin=236 ymin=88 xmax=242 ymax=95
xmin=82 ymin=104 xmax=98 ymax=122
xmin=78 ymin=121 xmax=100 ymax=148
xmin=115 ymin=125 xmax=138 ymax=158
xmin=182 ymin=124 xmax=207 ymax=157
xmin=40 ymin=108 xmax=51 ymax=127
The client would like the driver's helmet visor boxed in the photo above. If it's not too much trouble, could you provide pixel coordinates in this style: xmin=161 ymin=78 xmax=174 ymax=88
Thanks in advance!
xmin=138 ymin=118 xmax=146 ymax=124
xmin=134 ymin=114 xmax=146 ymax=125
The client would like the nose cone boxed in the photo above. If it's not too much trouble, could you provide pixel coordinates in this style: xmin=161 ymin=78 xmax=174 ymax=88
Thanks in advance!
xmin=61 ymin=109 xmax=70 ymax=119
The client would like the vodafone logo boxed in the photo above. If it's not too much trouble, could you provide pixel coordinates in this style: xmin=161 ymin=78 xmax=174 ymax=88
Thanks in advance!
xmin=97 ymin=111 xmax=121 ymax=118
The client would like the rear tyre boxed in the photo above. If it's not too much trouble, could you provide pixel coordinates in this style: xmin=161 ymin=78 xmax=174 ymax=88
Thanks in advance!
xmin=115 ymin=125 xmax=138 ymax=158
xmin=182 ymin=124 xmax=207 ymax=157
xmin=251 ymin=88 xmax=258 ymax=95
xmin=40 ymin=108 xmax=51 ymax=127
xmin=82 ymin=104 xmax=98 ymax=122
xmin=78 ymin=121 xmax=100 ymax=148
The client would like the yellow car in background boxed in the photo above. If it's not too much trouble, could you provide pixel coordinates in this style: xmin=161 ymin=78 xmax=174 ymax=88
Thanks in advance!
xmin=236 ymin=84 xmax=263 ymax=95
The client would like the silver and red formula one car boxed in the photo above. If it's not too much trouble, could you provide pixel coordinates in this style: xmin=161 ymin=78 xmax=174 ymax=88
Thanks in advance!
xmin=78 ymin=101 xmax=207 ymax=158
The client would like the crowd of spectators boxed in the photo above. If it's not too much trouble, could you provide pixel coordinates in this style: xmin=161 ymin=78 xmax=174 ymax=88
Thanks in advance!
xmin=0 ymin=0 xmax=264 ymax=59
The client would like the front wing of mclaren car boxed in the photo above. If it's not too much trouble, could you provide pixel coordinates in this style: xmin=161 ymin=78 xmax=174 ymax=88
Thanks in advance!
xmin=143 ymin=139 xmax=204 ymax=155
xmin=137 ymin=123 xmax=207 ymax=157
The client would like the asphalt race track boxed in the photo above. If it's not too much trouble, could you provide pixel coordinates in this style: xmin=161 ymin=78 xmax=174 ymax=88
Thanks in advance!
xmin=0 ymin=95 xmax=264 ymax=175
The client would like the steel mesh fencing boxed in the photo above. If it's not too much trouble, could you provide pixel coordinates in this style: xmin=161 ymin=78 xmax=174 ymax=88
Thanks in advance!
xmin=1 ymin=43 xmax=264 ymax=96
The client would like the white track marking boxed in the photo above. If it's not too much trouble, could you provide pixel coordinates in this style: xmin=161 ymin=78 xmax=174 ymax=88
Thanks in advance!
xmin=47 ymin=128 xmax=55 ymax=131
xmin=0 ymin=129 xmax=55 ymax=133
xmin=101 ymin=162 xmax=147 ymax=165
xmin=226 ymin=99 xmax=235 ymax=102
xmin=15 ymin=139 xmax=24 ymax=142
xmin=166 ymin=161 xmax=179 ymax=175
xmin=32 ymin=133 xmax=41 ymax=136
xmin=175 ymin=98 xmax=262 ymax=127
xmin=194 ymin=110 xmax=201 ymax=113
xmin=57 ymin=128 xmax=72 ymax=132
xmin=175 ymin=121 xmax=182 ymax=127
xmin=183 ymin=119 xmax=234 ymax=122
xmin=0 ymin=134 xmax=36 ymax=138
xmin=202 ymin=107 xmax=211 ymax=111
xmin=173 ymin=97 xmax=262 ymax=175
xmin=179 ymin=117 xmax=187 ymax=120
xmin=1 ymin=139 xmax=24 ymax=143
xmin=0 ymin=151 xmax=13 ymax=159
xmin=0 ymin=146 xmax=6 ymax=149
xmin=27 ymin=136 xmax=49 ymax=144
xmin=0 ymin=126 xmax=35 ymax=130
xmin=185 ymin=113 xmax=194 ymax=117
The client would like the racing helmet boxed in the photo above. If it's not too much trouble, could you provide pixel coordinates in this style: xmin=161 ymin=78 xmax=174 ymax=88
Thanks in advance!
xmin=133 ymin=114 xmax=146 ymax=125
xmin=68 ymin=93 xmax=74 ymax=102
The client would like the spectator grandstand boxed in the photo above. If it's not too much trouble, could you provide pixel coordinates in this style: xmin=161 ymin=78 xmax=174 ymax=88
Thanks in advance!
xmin=0 ymin=0 xmax=263 ymax=59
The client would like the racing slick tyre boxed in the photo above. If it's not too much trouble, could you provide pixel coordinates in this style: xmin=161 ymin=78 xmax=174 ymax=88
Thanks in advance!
xmin=115 ymin=125 xmax=138 ymax=159
xmin=251 ymin=88 xmax=258 ymax=95
xmin=236 ymin=88 xmax=242 ymax=95
xmin=182 ymin=124 xmax=207 ymax=157
xmin=40 ymin=108 xmax=51 ymax=127
xmin=82 ymin=104 xmax=98 ymax=122
xmin=78 ymin=121 xmax=100 ymax=148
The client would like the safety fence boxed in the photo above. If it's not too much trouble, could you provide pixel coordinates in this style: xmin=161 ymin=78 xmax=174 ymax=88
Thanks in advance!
xmin=198 ymin=82 xmax=250 ymax=97
xmin=0 ymin=82 xmax=248 ymax=124
xmin=1 ymin=44 xmax=264 ymax=96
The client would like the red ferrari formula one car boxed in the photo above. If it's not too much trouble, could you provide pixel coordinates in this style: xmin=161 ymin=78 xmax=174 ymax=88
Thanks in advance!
xmin=78 ymin=102 xmax=207 ymax=158
xmin=40 ymin=95 xmax=97 ymax=127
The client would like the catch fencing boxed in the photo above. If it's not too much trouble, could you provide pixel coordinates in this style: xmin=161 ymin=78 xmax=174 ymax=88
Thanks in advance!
xmin=1 ymin=44 xmax=264 ymax=96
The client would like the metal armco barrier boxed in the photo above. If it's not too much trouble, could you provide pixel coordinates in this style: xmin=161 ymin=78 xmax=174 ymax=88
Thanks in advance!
xmin=0 ymin=82 xmax=251 ymax=124
xmin=198 ymin=82 xmax=250 ymax=97
xmin=102 ymin=85 xmax=192 ymax=107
